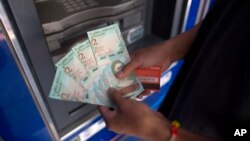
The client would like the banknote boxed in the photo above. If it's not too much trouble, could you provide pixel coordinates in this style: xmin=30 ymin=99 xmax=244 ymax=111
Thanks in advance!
xmin=99 ymin=56 xmax=144 ymax=98
xmin=49 ymin=69 xmax=114 ymax=106
xmin=49 ymin=69 xmax=89 ymax=102
xmin=72 ymin=40 xmax=98 ymax=72
xmin=56 ymin=50 xmax=91 ymax=88
xmin=51 ymin=42 xmax=111 ymax=106
xmin=87 ymin=23 xmax=144 ymax=98
xmin=87 ymin=71 xmax=114 ymax=107
xmin=72 ymin=40 xmax=100 ymax=92
xmin=87 ymin=23 xmax=130 ymax=66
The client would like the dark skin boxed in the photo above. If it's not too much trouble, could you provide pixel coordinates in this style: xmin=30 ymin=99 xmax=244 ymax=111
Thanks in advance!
xmin=98 ymin=23 xmax=220 ymax=141
xmin=99 ymin=87 xmax=170 ymax=141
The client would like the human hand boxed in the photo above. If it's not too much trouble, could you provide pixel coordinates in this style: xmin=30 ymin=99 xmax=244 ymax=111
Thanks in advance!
xmin=98 ymin=87 xmax=171 ymax=141
xmin=117 ymin=42 xmax=176 ymax=98
xmin=118 ymin=24 xmax=201 ymax=80
xmin=117 ymin=42 xmax=175 ymax=80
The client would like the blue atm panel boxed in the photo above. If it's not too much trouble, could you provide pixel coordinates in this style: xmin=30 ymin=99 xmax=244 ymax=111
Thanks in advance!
xmin=0 ymin=22 xmax=51 ymax=141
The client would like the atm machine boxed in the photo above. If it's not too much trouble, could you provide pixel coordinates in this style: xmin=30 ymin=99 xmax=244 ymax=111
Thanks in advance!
xmin=0 ymin=0 xmax=214 ymax=140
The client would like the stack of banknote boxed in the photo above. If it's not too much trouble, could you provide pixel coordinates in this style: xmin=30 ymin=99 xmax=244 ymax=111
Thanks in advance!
xmin=49 ymin=24 xmax=144 ymax=107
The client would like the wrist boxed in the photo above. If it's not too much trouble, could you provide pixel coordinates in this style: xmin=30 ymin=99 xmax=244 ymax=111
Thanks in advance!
xmin=144 ymin=119 xmax=172 ymax=141
xmin=168 ymin=120 xmax=181 ymax=141
xmin=160 ymin=39 xmax=185 ymax=65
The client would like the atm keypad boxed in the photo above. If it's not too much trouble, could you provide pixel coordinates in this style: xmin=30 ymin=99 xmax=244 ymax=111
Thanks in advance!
xmin=57 ymin=0 xmax=98 ymax=13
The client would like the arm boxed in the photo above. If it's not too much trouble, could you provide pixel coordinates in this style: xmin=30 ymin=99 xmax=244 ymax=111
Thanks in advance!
xmin=98 ymin=87 xmax=220 ymax=141
xmin=118 ymin=23 xmax=201 ymax=79
xmin=174 ymin=128 xmax=220 ymax=141
xmin=163 ymin=22 xmax=201 ymax=62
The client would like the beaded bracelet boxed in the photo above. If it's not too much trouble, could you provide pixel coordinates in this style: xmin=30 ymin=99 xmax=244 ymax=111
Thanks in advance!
xmin=169 ymin=120 xmax=180 ymax=141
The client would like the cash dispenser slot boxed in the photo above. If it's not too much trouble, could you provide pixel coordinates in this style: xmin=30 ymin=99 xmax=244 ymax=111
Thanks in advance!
xmin=68 ymin=104 xmax=87 ymax=116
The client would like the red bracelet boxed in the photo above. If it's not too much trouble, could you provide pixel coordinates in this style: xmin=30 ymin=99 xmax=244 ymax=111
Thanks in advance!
xmin=169 ymin=120 xmax=180 ymax=141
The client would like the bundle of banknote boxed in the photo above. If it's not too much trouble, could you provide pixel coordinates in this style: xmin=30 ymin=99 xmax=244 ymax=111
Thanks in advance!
xmin=49 ymin=24 xmax=144 ymax=107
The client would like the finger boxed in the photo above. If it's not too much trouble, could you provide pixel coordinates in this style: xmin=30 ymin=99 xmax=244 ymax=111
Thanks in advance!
xmin=108 ymin=88 xmax=126 ymax=107
xmin=129 ymin=53 xmax=135 ymax=60
xmin=117 ymin=56 xmax=143 ymax=79
xmin=136 ymin=91 xmax=152 ymax=99
xmin=119 ymin=83 xmax=139 ymax=96
xmin=98 ymin=106 xmax=116 ymax=122
xmin=160 ymin=63 xmax=171 ymax=73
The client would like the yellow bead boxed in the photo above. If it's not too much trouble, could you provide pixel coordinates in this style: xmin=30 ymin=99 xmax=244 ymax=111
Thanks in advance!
xmin=172 ymin=120 xmax=180 ymax=128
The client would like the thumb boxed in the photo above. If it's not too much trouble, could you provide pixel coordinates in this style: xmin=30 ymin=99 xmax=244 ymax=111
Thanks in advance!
xmin=117 ymin=57 xmax=143 ymax=79
xmin=108 ymin=88 xmax=126 ymax=107
xmin=160 ymin=62 xmax=172 ymax=73
xmin=98 ymin=106 xmax=115 ymax=122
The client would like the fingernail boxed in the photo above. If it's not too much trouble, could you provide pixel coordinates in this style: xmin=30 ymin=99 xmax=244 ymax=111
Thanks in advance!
xmin=136 ymin=95 xmax=143 ymax=99
xmin=108 ymin=88 xmax=116 ymax=94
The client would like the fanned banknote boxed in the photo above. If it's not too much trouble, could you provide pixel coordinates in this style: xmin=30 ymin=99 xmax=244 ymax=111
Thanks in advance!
xmin=49 ymin=24 xmax=144 ymax=107
xmin=88 ymin=72 xmax=113 ymax=107
xmin=49 ymin=69 xmax=113 ymax=106
xmin=56 ymin=50 xmax=91 ymax=88
xmin=87 ymin=23 xmax=144 ymax=98
xmin=72 ymin=40 xmax=100 ymax=87
xmin=72 ymin=40 xmax=115 ymax=106
xmin=72 ymin=40 xmax=98 ymax=72
xmin=49 ymin=69 xmax=89 ymax=102
xmin=87 ymin=23 xmax=129 ymax=66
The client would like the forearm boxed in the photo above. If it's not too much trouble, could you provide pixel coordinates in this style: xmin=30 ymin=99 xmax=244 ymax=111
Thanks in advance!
xmin=173 ymin=128 xmax=220 ymax=141
xmin=147 ymin=126 xmax=220 ymax=141
xmin=161 ymin=22 xmax=201 ymax=62
xmin=144 ymin=119 xmax=220 ymax=141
